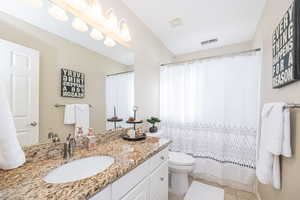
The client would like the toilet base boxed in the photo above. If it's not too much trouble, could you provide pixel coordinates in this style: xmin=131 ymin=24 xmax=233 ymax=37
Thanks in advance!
xmin=169 ymin=171 xmax=189 ymax=196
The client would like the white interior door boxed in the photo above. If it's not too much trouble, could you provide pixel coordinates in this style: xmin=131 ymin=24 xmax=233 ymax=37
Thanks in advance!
xmin=0 ymin=39 xmax=39 ymax=146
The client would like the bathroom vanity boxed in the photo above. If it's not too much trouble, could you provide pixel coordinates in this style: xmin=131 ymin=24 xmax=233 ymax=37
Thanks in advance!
xmin=91 ymin=147 xmax=168 ymax=200
xmin=0 ymin=132 xmax=170 ymax=200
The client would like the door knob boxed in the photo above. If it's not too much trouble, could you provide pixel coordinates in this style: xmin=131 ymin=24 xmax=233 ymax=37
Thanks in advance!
xmin=160 ymin=177 xmax=164 ymax=181
xmin=30 ymin=121 xmax=38 ymax=127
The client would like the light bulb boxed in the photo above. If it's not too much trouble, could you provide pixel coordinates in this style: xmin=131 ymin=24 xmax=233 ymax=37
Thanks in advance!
xmin=104 ymin=36 xmax=116 ymax=47
xmin=120 ymin=21 xmax=131 ymax=42
xmin=106 ymin=9 xmax=118 ymax=32
xmin=86 ymin=1 xmax=104 ymax=23
xmin=90 ymin=29 xmax=104 ymax=40
xmin=66 ymin=0 xmax=88 ymax=11
xmin=21 ymin=0 xmax=43 ymax=8
xmin=72 ymin=17 xmax=88 ymax=32
xmin=48 ymin=5 xmax=68 ymax=21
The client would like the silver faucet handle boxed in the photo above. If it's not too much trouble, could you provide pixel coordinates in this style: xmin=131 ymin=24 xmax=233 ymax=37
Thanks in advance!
xmin=53 ymin=134 xmax=60 ymax=142
xmin=48 ymin=132 xmax=54 ymax=139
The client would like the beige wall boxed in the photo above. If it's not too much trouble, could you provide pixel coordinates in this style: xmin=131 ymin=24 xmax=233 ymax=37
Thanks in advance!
xmin=252 ymin=0 xmax=300 ymax=199
xmin=0 ymin=11 xmax=132 ymax=143
xmin=174 ymin=41 xmax=253 ymax=62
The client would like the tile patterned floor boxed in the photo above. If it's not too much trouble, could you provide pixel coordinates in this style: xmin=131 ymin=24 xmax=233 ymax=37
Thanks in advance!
xmin=169 ymin=178 xmax=258 ymax=200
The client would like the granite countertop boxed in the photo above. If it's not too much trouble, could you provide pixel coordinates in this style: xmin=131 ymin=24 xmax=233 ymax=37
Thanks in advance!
xmin=0 ymin=136 xmax=171 ymax=200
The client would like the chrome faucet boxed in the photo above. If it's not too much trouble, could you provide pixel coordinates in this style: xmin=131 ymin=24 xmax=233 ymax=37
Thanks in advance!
xmin=63 ymin=134 xmax=76 ymax=159
xmin=48 ymin=131 xmax=60 ymax=143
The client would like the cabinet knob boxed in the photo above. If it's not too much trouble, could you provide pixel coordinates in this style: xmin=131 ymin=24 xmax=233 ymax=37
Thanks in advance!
xmin=160 ymin=177 xmax=164 ymax=181
xmin=160 ymin=156 xmax=165 ymax=160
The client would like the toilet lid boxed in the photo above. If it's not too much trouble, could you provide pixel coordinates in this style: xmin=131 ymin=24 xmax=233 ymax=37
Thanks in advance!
xmin=169 ymin=152 xmax=195 ymax=166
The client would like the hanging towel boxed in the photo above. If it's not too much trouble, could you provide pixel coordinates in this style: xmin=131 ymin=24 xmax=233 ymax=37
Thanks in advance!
xmin=75 ymin=104 xmax=90 ymax=136
xmin=64 ymin=104 xmax=90 ymax=135
xmin=64 ymin=104 xmax=76 ymax=124
xmin=0 ymin=81 xmax=25 ymax=170
xmin=256 ymin=103 xmax=291 ymax=189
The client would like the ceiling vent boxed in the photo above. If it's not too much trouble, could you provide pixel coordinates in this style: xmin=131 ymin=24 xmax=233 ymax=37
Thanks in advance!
xmin=169 ymin=18 xmax=183 ymax=28
xmin=201 ymin=38 xmax=218 ymax=46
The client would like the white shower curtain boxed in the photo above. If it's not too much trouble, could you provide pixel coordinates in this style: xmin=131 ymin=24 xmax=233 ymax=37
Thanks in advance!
xmin=105 ymin=72 xmax=134 ymax=129
xmin=160 ymin=53 xmax=261 ymax=189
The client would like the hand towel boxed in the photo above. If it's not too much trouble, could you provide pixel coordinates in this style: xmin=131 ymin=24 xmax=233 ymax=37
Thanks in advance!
xmin=75 ymin=104 xmax=90 ymax=135
xmin=256 ymin=103 xmax=291 ymax=189
xmin=64 ymin=104 xmax=76 ymax=124
xmin=0 ymin=81 xmax=25 ymax=170
xmin=265 ymin=103 xmax=291 ymax=157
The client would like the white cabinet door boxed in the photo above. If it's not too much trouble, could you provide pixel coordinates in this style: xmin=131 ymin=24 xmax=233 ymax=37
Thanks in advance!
xmin=0 ymin=39 xmax=39 ymax=147
xmin=149 ymin=162 xmax=168 ymax=200
xmin=112 ymin=159 xmax=151 ymax=200
xmin=121 ymin=177 xmax=149 ymax=200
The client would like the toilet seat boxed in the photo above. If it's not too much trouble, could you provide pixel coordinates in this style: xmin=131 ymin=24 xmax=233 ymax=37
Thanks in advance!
xmin=168 ymin=152 xmax=195 ymax=166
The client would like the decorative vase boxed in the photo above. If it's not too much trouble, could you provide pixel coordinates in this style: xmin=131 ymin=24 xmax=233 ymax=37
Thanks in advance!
xmin=149 ymin=126 xmax=158 ymax=133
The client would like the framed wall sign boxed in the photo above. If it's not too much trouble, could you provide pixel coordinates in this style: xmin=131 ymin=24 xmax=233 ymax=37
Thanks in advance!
xmin=61 ymin=68 xmax=85 ymax=98
xmin=272 ymin=0 xmax=300 ymax=88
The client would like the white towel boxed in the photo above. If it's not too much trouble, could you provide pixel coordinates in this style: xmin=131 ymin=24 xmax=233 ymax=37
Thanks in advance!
xmin=256 ymin=103 xmax=291 ymax=189
xmin=64 ymin=104 xmax=90 ymax=135
xmin=0 ymin=81 xmax=25 ymax=170
xmin=75 ymin=104 xmax=90 ymax=135
xmin=64 ymin=104 xmax=76 ymax=124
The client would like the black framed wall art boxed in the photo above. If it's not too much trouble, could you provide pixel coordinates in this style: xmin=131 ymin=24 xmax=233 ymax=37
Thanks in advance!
xmin=272 ymin=0 xmax=300 ymax=88
xmin=61 ymin=68 xmax=85 ymax=98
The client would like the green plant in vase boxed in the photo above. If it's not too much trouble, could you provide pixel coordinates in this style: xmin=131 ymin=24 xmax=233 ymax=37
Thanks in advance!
xmin=147 ymin=117 xmax=161 ymax=133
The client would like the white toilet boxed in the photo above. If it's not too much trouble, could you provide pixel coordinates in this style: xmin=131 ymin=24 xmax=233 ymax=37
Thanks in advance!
xmin=168 ymin=151 xmax=195 ymax=196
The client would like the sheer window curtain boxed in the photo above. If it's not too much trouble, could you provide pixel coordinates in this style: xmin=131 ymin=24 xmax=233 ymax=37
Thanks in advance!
xmin=105 ymin=72 xmax=134 ymax=130
xmin=160 ymin=53 xmax=261 ymax=189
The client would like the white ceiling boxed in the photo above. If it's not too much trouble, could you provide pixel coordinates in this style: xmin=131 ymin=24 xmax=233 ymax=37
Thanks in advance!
xmin=122 ymin=0 xmax=266 ymax=55
xmin=0 ymin=0 xmax=134 ymax=65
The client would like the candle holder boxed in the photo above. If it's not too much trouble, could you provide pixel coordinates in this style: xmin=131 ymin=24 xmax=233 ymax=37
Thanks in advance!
xmin=107 ymin=106 xmax=123 ymax=131
xmin=126 ymin=106 xmax=143 ymax=130
xmin=122 ymin=106 xmax=146 ymax=141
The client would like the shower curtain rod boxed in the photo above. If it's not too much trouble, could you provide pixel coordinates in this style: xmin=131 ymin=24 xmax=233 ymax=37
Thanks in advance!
xmin=160 ymin=48 xmax=261 ymax=67
xmin=285 ymin=103 xmax=300 ymax=109
xmin=106 ymin=70 xmax=134 ymax=77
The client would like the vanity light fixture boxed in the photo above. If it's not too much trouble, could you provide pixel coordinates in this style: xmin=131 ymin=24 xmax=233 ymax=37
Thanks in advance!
xmin=72 ymin=17 xmax=89 ymax=32
xmin=119 ymin=19 xmax=131 ymax=42
xmin=104 ymin=36 xmax=116 ymax=47
xmin=86 ymin=0 xmax=104 ymax=23
xmin=48 ymin=5 xmax=69 ymax=21
xmin=48 ymin=0 xmax=132 ymax=48
xmin=90 ymin=28 xmax=104 ymax=40
xmin=105 ymin=9 xmax=119 ymax=32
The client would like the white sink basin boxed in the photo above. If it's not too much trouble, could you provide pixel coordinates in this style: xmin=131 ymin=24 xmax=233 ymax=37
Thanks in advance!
xmin=43 ymin=156 xmax=114 ymax=184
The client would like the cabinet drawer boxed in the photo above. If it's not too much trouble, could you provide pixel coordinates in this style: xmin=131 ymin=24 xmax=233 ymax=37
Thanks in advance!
xmin=150 ymin=161 xmax=168 ymax=200
xmin=150 ymin=148 xmax=168 ymax=172
xmin=112 ymin=159 xmax=151 ymax=200
xmin=89 ymin=185 xmax=111 ymax=200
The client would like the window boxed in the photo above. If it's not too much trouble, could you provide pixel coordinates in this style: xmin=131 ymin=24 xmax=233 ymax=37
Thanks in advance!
xmin=105 ymin=72 xmax=134 ymax=129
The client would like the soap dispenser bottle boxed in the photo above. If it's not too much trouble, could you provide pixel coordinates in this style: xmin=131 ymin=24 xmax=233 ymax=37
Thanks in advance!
xmin=87 ymin=128 xmax=96 ymax=151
